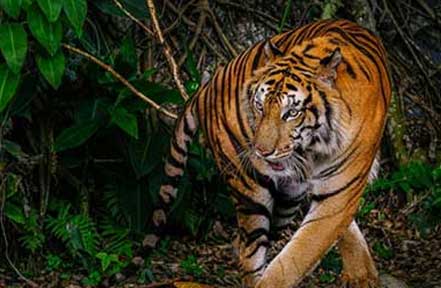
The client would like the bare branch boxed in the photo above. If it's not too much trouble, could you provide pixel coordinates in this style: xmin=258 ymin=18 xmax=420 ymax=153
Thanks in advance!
xmin=146 ymin=0 xmax=190 ymax=101
xmin=112 ymin=0 xmax=154 ymax=36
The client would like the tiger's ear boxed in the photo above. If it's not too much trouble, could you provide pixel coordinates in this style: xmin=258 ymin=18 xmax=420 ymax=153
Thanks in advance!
xmin=316 ymin=47 xmax=342 ymax=87
xmin=264 ymin=39 xmax=283 ymax=62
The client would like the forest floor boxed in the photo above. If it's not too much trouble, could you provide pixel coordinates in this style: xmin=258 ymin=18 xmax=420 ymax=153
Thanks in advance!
xmin=142 ymin=209 xmax=441 ymax=288
xmin=2 ymin=206 xmax=440 ymax=288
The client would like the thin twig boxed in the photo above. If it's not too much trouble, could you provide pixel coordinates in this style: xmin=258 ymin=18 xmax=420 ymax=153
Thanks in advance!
xmin=146 ymin=0 xmax=190 ymax=101
xmin=216 ymin=0 xmax=280 ymax=24
xmin=112 ymin=0 xmax=154 ymax=36
xmin=178 ymin=0 xmax=208 ymax=66
xmin=163 ymin=0 xmax=197 ymax=35
xmin=382 ymin=0 xmax=436 ymax=102
xmin=165 ymin=0 xmax=197 ymax=27
xmin=204 ymin=2 xmax=238 ymax=57
xmin=62 ymin=44 xmax=177 ymax=119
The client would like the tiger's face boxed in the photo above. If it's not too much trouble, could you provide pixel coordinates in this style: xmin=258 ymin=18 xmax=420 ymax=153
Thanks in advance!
xmin=246 ymin=47 xmax=346 ymax=177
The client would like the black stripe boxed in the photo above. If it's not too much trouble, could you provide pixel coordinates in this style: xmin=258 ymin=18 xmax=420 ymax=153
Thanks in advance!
xmin=291 ymin=52 xmax=314 ymax=69
xmin=244 ymin=228 xmax=269 ymax=246
xmin=302 ymin=43 xmax=316 ymax=54
xmin=171 ymin=139 xmax=186 ymax=157
xmin=275 ymin=29 xmax=295 ymax=47
xmin=357 ymin=58 xmax=372 ymax=81
xmin=311 ymin=174 xmax=361 ymax=202
xmin=235 ymin=203 xmax=272 ymax=219
xmin=284 ymin=24 xmax=309 ymax=53
xmin=242 ymin=262 xmax=265 ymax=277
xmin=246 ymin=240 xmax=270 ymax=258
xmin=167 ymin=155 xmax=185 ymax=170
xmin=342 ymin=58 xmax=356 ymax=79
xmin=318 ymin=90 xmax=333 ymax=130
xmin=293 ymin=65 xmax=314 ymax=74
xmin=216 ymin=67 xmax=227 ymax=130
xmin=251 ymin=42 xmax=264 ymax=71
xmin=235 ymin=53 xmax=251 ymax=142
xmin=317 ymin=145 xmax=358 ymax=178
xmin=223 ymin=62 xmax=232 ymax=121
xmin=303 ymin=53 xmax=321 ymax=60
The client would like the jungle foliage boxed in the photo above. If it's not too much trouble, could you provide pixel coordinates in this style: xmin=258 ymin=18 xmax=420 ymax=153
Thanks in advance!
xmin=0 ymin=0 xmax=440 ymax=286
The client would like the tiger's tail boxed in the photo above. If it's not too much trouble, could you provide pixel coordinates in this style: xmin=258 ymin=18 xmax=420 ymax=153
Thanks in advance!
xmin=148 ymin=98 xmax=199 ymax=243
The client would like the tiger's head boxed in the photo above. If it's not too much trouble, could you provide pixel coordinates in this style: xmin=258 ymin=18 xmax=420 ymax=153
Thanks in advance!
xmin=246 ymin=40 xmax=349 ymax=177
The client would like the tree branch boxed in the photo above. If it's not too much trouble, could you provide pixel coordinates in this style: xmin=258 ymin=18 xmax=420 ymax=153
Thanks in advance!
xmin=112 ymin=0 xmax=154 ymax=37
xmin=146 ymin=0 xmax=190 ymax=101
xmin=62 ymin=44 xmax=177 ymax=120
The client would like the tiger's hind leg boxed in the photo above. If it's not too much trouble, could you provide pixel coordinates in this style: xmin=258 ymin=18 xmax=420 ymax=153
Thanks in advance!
xmin=338 ymin=220 xmax=379 ymax=288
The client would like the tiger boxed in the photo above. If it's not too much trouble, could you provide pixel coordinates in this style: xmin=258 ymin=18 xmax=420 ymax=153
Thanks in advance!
xmin=149 ymin=19 xmax=391 ymax=288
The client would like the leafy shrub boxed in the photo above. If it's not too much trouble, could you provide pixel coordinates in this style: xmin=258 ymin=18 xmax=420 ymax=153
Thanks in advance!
xmin=363 ymin=161 xmax=441 ymax=234
xmin=0 ymin=1 xmax=233 ymax=284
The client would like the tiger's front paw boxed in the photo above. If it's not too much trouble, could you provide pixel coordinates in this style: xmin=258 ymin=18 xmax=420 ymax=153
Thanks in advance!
xmin=341 ymin=272 xmax=380 ymax=288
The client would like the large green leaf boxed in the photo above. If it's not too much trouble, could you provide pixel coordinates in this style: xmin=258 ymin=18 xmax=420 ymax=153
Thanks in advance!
xmin=36 ymin=0 xmax=63 ymax=22
xmin=4 ymin=202 xmax=25 ymax=224
xmin=21 ymin=0 xmax=32 ymax=9
xmin=27 ymin=6 xmax=62 ymax=55
xmin=63 ymin=0 xmax=87 ymax=37
xmin=111 ymin=106 xmax=138 ymax=139
xmin=54 ymin=120 xmax=100 ymax=152
xmin=0 ymin=64 xmax=20 ymax=112
xmin=36 ymin=50 xmax=65 ymax=89
xmin=0 ymin=23 xmax=28 ymax=74
xmin=0 ymin=0 xmax=22 ymax=18
xmin=128 ymin=129 xmax=168 ymax=179
xmin=3 ymin=139 xmax=26 ymax=159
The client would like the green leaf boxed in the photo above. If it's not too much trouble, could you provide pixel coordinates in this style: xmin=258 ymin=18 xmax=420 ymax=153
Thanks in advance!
xmin=27 ymin=6 xmax=62 ymax=55
xmin=21 ymin=0 xmax=32 ymax=9
xmin=111 ymin=106 xmax=138 ymax=139
xmin=36 ymin=50 xmax=65 ymax=89
xmin=63 ymin=0 xmax=87 ymax=37
xmin=185 ymin=50 xmax=200 ymax=82
xmin=4 ymin=202 xmax=25 ymax=224
xmin=129 ymin=129 xmax=168 ymax=178
xmin=36 ymin=0 xmax=62 ymax=22
xmin=54 ymin=120 xmax=100 ymax=152
xmin=96 ymin=252 xmax=119 ymax=272
xmin=3 ymin=139 xmax=26 ymax=159
xmin=0 ymin=23 xmax=28 ymax=74
xmin=0 ymin=64 xmax=20 ymax=112
xmin=0 ymin=0 xmax=22 ymax=18
xmin=5 ymin=173 xmax=20 ymax=198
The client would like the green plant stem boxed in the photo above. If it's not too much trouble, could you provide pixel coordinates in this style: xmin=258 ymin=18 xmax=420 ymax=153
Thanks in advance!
xmin=278 ymin=0 xmax=292 ymax=33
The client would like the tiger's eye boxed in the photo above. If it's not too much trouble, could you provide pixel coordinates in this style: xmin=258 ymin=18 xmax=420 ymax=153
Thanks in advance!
xmin=283 ymin=108 xmax=301 ymax=121
xmin=288 ymin=109 xmax=298 ymax=117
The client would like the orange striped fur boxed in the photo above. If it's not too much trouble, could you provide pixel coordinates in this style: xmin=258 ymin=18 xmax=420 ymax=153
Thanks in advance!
xmin=151 ymin=19 xmax=391 ymax=287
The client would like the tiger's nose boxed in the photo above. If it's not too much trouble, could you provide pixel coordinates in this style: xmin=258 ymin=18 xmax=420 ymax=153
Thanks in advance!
xmin=255 ymin=144 xmax=275 ymax=157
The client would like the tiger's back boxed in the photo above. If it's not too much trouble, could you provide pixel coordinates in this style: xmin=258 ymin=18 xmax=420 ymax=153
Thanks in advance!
xmin=152 ymin=19 xmax=391 ymax=288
